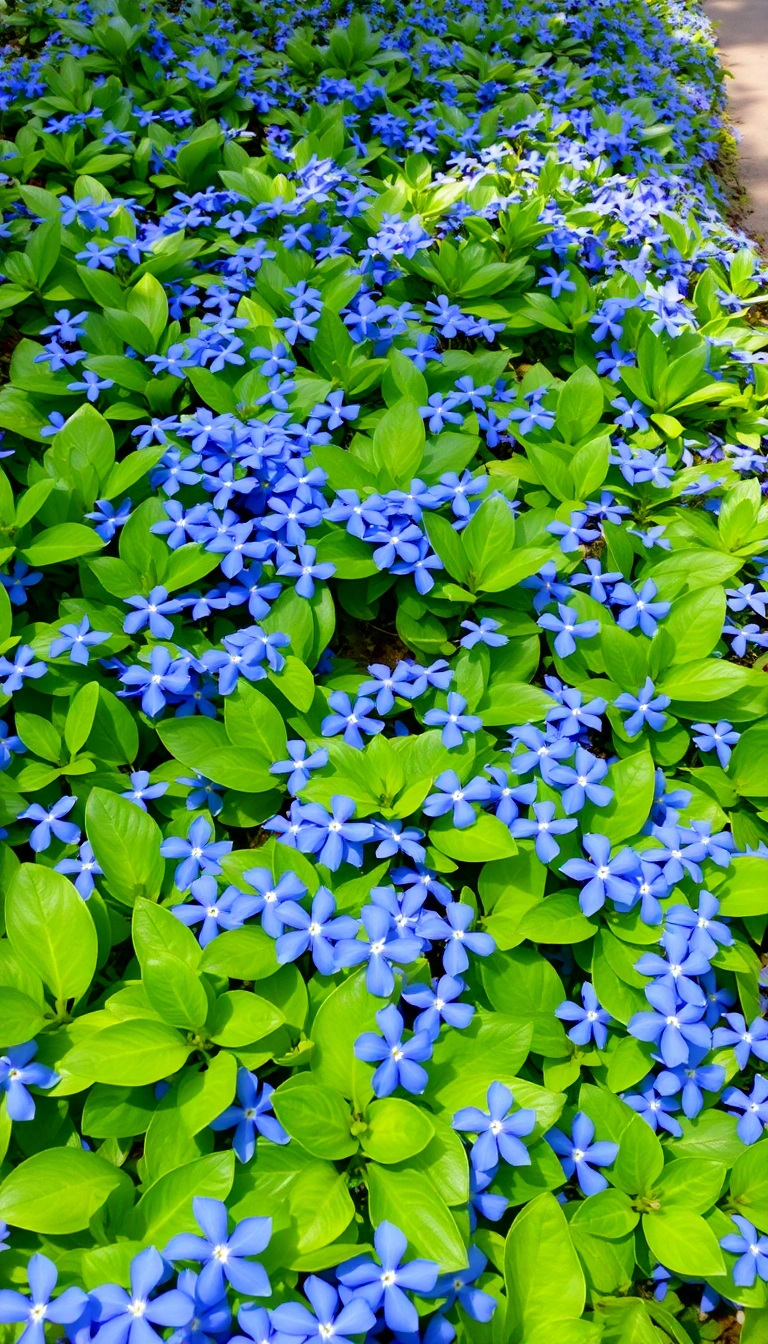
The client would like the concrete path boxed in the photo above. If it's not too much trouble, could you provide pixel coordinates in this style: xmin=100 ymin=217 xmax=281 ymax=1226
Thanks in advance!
xmin=703 ymin=0 xmax=768 ymax=248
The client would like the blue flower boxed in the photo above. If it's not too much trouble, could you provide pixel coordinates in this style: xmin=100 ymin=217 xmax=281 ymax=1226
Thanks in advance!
xmin=509 ymin=800 xmax=578 ymax=864
xmin=0 ymin=1042 xmax=59 ymax=1121
xmin=665 ymin=890 xmax=732 ymax=958
xmin=321 ymin=692 xmax=384 ymax=749
xmin=468 ymin=1165 xmax=508 ymax=1229
xmin=18 ymin=795 xmax=80 ymax=852
xmin=424 ymin=692 xmax=483 ymax=748
xmin=269 ymin=739 xmax=328 ymax=795
xmin=354 ymin=1004 xmax=433 ymax=1097
xmin=628 ymin=985 xmax=711 ymax=1067
xmin=270 ymin=1277 xmax=376 ymax=1343
xmin=623 ymin=1084 xmax=682 ymax=1137
xmin=634 ymin=931 xmax=711 ymax=1007
xmin=417 ymin=901 xmax=495 ymax=976
xmin=691 ymin=719 xmax=740 ymax=768
xmin=0 ymin=562 xmax=42 ymax=605
xmin=546 ymin=511 xmax=601 ymax=554
xmin=720 ymin=1216 xmax=768 ymax=1287
xmin=555 ymin=982 xmax=611 ymax=1049
xmin=276 ymin=886 xmax=359 ymax=973
xmin=165 ymin=1197 xmax=271 ymax=1299
xmin=0 ymin=720 xmax=25 ymax=769
xmin=723 ymin=1076 xmax=768 ymax=1145
xmin=91 ymin=1247 xmax=193 ymax=1344
xmin=459 ymin=617 xmax=508 ymax=649
xmin=0 ymin=1253 xmax=87 ymax=1344
xmin=654 ymin=1047 xmax=725 ymax=1119
xmin=402 ymin=974 xmax=474 ymax=1038
xmin=520 ymin=560 xmax=573 ymax=612
xmin=168 ymin=1270 xmax=230 ymax=1344
xmin=484 ymin=768 xmax=537 ymax=827
xmin=123 ymin=585 xmax=186 ymax=639
xmin=337 ymin=1222 xmax=438 ymax=1336
xmin=240 ymin=866 xmax=308 ymax=939
xmin=425 ymin=1245 xmax=497 ymax=1322
xmin=713 ymin=1012 xmax=768 ymax=1071
xmin=545 ymin=685 xmax=606 ymax=736
xmin=614 ymin=678 xmax=670 ymax=736
xmin=0 ymin=645 xmax=47 ymax=695
xmin=210 ymin=1068 xmax=289 ymax=1161
xmin=171 ymin=875 xmax=258 ymax=946
xmin=120 ymin=770 xmax=169 ymax=810
xmin=452 ymin=1081 xmax=536 ymax=1171
xmin=548 ymin=748 xmax=613 ymax=813
xmin=293 ymin=796 xmax=374 ymax=871
xmin=277 ymin=544 xmax=336 ymax=598
xmin=422 ymin=770 xmax=492 ymax=829
xmin=86 ymin=497 xmax=132 ymax=540
xmin=546 ymin=1112 xmax=618 ymax=1195
xmin=55 ymin=840 xmax=102 ymax=898
xmin=537 ymin=604 xmax=599 ymax=657
xmin=119 ymin=647 xmax=191 ymax=717
xmin=160 ymin=816 xmax=233 ymax=891
xmin=612 ymin=579 xmax=670 ymax=637
xmin=50 ymin=615 xmax=110 ymax=664
xmin=335 ymin=904 xmax=421 ymax=995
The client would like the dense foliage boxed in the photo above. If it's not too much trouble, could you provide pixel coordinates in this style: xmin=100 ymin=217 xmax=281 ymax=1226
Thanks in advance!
xmin=0 ymin=0 xmax=767 ymax=1338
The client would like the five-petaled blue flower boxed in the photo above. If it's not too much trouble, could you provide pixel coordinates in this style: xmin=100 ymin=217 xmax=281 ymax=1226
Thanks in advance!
xmin=452 ymin=1081 xmax=536 ymax=1170
xmin=546 ymin=1112 xmax=619 ymax=1195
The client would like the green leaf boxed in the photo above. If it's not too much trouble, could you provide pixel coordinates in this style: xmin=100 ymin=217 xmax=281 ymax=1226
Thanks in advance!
xmin=658 ymin=658 xmax=757 ymax=702
xmin=311 ymin=968 xmax=381 ymax=1108
xmin=730 ymin=1144 xmax=768 ymax=1231
xmin=128 ymin=273 xmax=169 ymax=344
xmin=504 ymin=1193 xmax=586 ymax=1340
xmin=570 ymin=1188 xmax=638 ymax=1239
xmin=581 ymin=749 xmax=655 ymax=843
xmin=208 ymin=990 xmax=284 ymax=1046
xmin=6 ymin=863 xmax=98 ymax=1004
xmin=361 ymin=1098 xmax=434 ymax=1164
xmin=131 ymin=1152 xmax=234 ymax=1246
xmin=86 ymin=788 xmax=165 ymax=906
xmin=176 ymin=1054 xmax=238 ymax=1137
xmin=429 ymin=811 xmax=518 ymax=861
xmin=556 ymin=366 xmax=604 ymax=443
xmin=653 ymin=1158 xmax=725 ymax=1214
xmin=82 ymin=1085 xmax=157 ymax=1138
xmin=157 ymin=718 xmax=274 ymax=793
xmin=0 ymin=1148 xmax=123 ymax=1233
xmin=64 ymin=1019 xmax=190 ymax=1085
xmin=200 ymin=925 xmax=279 ymax=980
xmin=482 ymin=947 xmax=566 ymax=1057
xmin=0 ymin=987 xmax=47 ymax=1049
xmin=65 ymin=681 xmax=101 ymax=757
xmin=222 ymin=681 xmax=287 ymax=761
xmin=642 ymin=1208 xmax=725 ymax=1277
xmin=423 ymin=512 xmax=470 ymax=585
xmin=716 ymin=855 xmax=768 ymax=915
xmin=21 ymin=522 xmax=105 ymax=566
xmin=272 ymin=1080 xmax=357 ymax=1159
xmin=366 ymin=1162 xmax=466 ymax=1271
xmin=600 ymin=622 xmax=648 ymax=692
xmin=611 ymin=1112 xmax=664 ymax=1197
xmin=49 ymin=403 xmax=115 ymax=501
xmin=429 ymin=1008 xmax=534 ymax=1113
xmin=731 ymin=725 xmax=768 ymax=799
xmin=372 ymin=397 xmax=425 ymax=488
xmin=463 ymin=495 xmax=517 ymax=589
xmin=518 ymin=891 xmax=596 ymax=944
xmin=665 ymin=585 xmax=726 ymax=664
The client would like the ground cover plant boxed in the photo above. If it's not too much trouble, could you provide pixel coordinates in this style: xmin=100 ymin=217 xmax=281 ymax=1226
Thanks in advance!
xmin=0 ymin=0 xmax=767 ymax=1338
